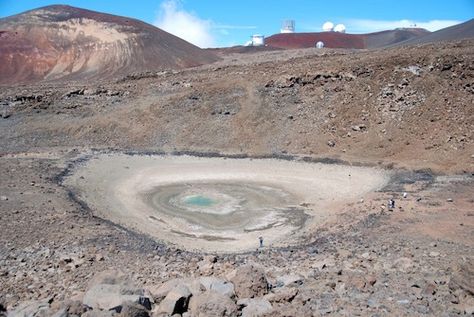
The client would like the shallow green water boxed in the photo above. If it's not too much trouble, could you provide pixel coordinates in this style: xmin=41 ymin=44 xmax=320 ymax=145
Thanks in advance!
xmin=184 ymin=195 xmax=215 ymax=207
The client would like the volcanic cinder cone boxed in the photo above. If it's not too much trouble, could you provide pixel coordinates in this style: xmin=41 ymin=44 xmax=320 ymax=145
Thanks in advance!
xmin=0 ymin=5 xmax=219 ymax=84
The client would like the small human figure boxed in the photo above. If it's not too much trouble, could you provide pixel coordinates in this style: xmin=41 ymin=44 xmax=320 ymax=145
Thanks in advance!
xmin=259 ymin=236 xmax=263 ymax=248
xmin=388 ymin=199 xmax=395 ymax=209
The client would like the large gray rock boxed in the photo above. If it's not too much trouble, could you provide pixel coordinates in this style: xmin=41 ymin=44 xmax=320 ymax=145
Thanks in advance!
xmin=83 ymin=284 xmax=144 ymax=310
xmin=264 ymin=287 xmax=298 ymax=304
xmin=449 ymin=262 xmax=474 ymax=295
xmin=199 ymin=277 xmax=235 ymax=298
xmin=149 ymin=278 xmax=203 ymax=303
xmin=53 ymin=300 xmax=90 ymax=316
xmin=156 ymin=285 xmax=191 ymax=316
xmin=83 ymin=270 xmax=151 ymax=312
xmin=229 ymin=264 xmax=269 ymax=298
xmin=118 ymin=301 xmax=150 ymax=317
xmin=237 ymin=298 xmax=272 ymax=317
xmin=7 ymin=300 xmax=50 ymax=317
xmin=274 ymin=274 xmax=303 ymax=288
xmin=188 ymin=290 xmax=238 ymax=317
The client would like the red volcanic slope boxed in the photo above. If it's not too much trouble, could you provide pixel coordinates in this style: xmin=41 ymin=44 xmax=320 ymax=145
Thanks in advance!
xmin=265 ymin=28 xmax=430 ymax=49
xmin=265 ymin=32 xmax=366 ymax=49
xmin=0 ymin=5 xmax=218 ymax=84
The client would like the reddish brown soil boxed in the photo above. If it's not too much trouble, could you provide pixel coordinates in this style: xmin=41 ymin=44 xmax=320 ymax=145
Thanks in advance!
xmin=265 ymin=32 xmax=366 ymax=49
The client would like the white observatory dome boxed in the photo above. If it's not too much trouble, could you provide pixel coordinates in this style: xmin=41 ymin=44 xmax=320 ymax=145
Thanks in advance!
xmin=322 ymin=21 xmax=334 ymax=32
xmin=316 ymin=41 xmax=324 ymax=49
xmin=334 ymin=24 xmax=346 ymax=33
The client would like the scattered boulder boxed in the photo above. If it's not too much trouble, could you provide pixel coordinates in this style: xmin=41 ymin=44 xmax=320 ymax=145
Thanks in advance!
xmin=117 ymin=301 xmax=150 ymax=317
xmin=197 ymin=255 xmax=217 ymax=275
xmin=351 ymin=124 xmax=367 ymax=132
xmin=7 ymin=300 xmax=51 ymax=317
xmin=83 ymin=284 xmax=147 ymax=311
xmin=229 ymin=264 xmax=269 ymax=298
xmin=51 ymin=300 xmax=90 ymax=316
xmin=449 ymin=262 xmax=474 ymax=295
xmin=83 ymin=270 xmax=150 ymax=312
xmin=237 ymin=298 xmax=272 ymax=317
xmin=264 ymin=287 xmax=298 ymax=304
xmin=64 ymin=88 xmax=85 ymax=98
xmin=156 ymin=284 xmax=191 ymax=316
xmin=188 ymin=290 xmax=238 ymax=317
xmin=149 ymin=278 xmax=203 ymax=303
xmin=274 ymin=274 xmax=304 ymax=288
xmin=199 ymin=277 xmax=235 ymax=298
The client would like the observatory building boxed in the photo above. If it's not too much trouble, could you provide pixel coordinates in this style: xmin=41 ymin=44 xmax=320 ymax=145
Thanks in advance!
xmin=316 ymin=41 xmax=324 ymax=48
xmin=322 ymin=21 xmax=334 ymax=32
xmin=281 ymin=20 xmax=295 ymax=33
xmin=334 ymin=24 xmax=346 ymax=33
xmin=322 ymin=22 xmax=347 ymax=33
xmin=251 ymin=34 xmax=265 ymax=46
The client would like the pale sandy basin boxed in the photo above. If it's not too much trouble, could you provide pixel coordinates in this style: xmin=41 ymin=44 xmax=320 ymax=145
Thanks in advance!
xmin=64 ymin=154 xmax=390 ymax=252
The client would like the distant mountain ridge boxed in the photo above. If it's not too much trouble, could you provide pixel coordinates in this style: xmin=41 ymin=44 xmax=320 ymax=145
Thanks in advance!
xmin=264 ymin=28 xmax=431 ymax=49
xmin=0 ymin=5 xmax=218 ymax=84
xmin=264 ymin=19 xmax=474 ymax=49
xmin=394 ymin=19 xmax=474 ymax=46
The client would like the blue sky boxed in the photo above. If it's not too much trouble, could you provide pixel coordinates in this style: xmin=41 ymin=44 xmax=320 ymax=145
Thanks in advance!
xmin=1 ymin=0 xmax=472 ymax=47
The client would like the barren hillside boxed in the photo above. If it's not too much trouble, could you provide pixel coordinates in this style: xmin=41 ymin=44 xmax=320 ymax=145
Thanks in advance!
xmin=398 ymin=19 xmax=474 ymax=46
xmin=1 ymin=40 xmax=472 ymax=173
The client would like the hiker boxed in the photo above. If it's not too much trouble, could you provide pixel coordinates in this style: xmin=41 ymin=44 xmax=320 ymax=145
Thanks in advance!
xmin=259 ymin=236 xmax=263 ymax=248
xmin=388 ymin=199 xmax=395 ymax=209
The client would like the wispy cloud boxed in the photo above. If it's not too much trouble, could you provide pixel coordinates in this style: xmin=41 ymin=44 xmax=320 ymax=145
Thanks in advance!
xmin=154 ymin=0 xmax=257 ymax=48
xmin=346 ymin=19 xmax=463 ymax=33
xmin=154 ymin=0 xmax=214 ymax=48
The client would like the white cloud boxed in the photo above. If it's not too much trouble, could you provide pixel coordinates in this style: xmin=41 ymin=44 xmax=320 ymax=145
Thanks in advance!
xmin=154 ymin=0 xmax=258 ymax=48
xmin=154 ymin=0 xmax=215 ymax=48
xmin=347 ymin=19 xmax=463 ymax=33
